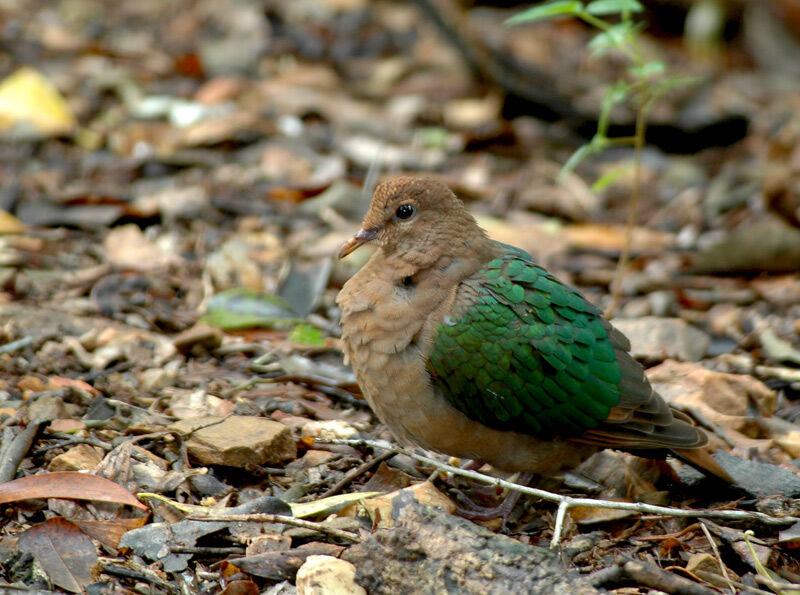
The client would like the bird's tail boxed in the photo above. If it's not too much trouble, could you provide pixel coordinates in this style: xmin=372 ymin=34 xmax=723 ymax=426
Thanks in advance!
xmin=672 ymin=447 xmax=734 ymax=483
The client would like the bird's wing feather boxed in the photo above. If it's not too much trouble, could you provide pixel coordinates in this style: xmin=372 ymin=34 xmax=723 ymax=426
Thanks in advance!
xmin=427 ymin=248 xmax=705 ymax=450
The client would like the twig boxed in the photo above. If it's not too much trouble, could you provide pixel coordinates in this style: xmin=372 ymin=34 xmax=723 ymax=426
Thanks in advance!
xmin=637 ymin=523 xmax=702 ymax=542
xmin=605 ymin=87 xmax=651 ymax=319
xmin=0 ymin=336 xmax=33 ymax=355
xmin=699 ymin=521 xmax=736 ymax=595
xmin=184 ymin=512 xmax=360 ymax=543
xmin=552 ymin=501 xmax=570 ymax=548
xmin=318 ymin=449 xmax=397 ymax=500
xmin=753 ymin=574 xmax=800 ymax=593
xmin=0 ymin=583 xmax=62 ymax=593
xmin=623 ymin=560 xmax=717 ymax=595
xmin=319 ymin=438 xmax=800 ymax=549
xmin=717 ymin=353 xmax=800 ymax=383
xmin=0 ymin=423 xmax=42 ymax=483
xmin=98 ymin=559 xmax=177 ymax=594
xmin=170 ymin=546 xmax=246 ymax=555
xmin=80 ymin=361 xmax=133 ymax=382
xmin=692 ymin=571 xmax=774 ymax=595
xmin=587 ymin=564 xmax=625 ymax=587
xmin=34 ymin=433 xmax=113 ymax=454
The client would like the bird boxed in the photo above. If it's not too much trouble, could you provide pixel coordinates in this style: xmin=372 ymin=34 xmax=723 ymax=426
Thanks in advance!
xmin=336 ymin=176 xmax=731 ymax=489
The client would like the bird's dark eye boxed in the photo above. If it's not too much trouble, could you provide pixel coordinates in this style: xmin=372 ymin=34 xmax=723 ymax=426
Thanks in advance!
xmin=395 ymin=204 xmax=416 ymax=220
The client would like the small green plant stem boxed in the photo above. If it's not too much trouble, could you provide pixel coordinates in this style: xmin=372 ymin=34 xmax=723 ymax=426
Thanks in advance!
xmin=605 ymin=86 xmax=656 ymax=318
xmin=578 ymin=11 xmax=614 ymax=32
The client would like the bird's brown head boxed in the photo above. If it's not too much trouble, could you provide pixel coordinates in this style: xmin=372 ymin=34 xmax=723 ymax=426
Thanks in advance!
xmin=339 ymin=176 xmax=479 ymax=260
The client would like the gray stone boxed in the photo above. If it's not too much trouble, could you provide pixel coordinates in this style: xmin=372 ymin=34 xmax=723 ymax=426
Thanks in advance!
xmin=611 ymin=317 xmax=710 ymax=361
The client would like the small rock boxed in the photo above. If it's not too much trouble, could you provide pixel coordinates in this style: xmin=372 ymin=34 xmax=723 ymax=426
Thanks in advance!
xmin=46 ymin=419 xmax=86 ymax=433
xmin=247 ymin=534 xmax=292 ymax=556
xmin=301 ymin=420 xmax=359 ymax=441
xmin=17 ymin=375 xmax=47 ymax=393
xmin=172 ymin=322 xmax=224 ymax=356
xmin=296 ymin=555 xmax=366 ymax=595
xmin=714 ymin=451 xmax=800 ymax=498
xmin=28 ymin=394 xmax=73 ymax=422
xmin=562 ymin=532 xmax=603 ymax=557
xmin=443 ymin=95 xmax=501 ymax=130
xmin=298 ymin=450 xmax=336 ymax=467
xmin=169 ymin=389 xmax=231 ymax=420
xmin=760 ymin=328 xmax=800 ymax=366
xmin=169 ymin=416 xmax=296 ymax=467
xmin=138 ymin=367 xmax=178 ymax=391
xmin=103 ymin=224 xmax=182 ymax=271
xmin=611 ymin=317 xmax=711 ymax=361
xmin=232 ymin=543 xmax=343 ymax=581
xmin=48 ymin=444 xmax=104 ymax=471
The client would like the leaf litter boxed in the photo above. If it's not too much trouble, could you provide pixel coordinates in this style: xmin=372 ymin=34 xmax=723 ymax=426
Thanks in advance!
xmin=0 ymin=0 xmax=800 ymax=592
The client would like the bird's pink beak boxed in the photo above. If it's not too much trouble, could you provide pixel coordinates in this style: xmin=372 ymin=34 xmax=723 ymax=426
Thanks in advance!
xmin=338 ymin=227 xmax=380 ymax=259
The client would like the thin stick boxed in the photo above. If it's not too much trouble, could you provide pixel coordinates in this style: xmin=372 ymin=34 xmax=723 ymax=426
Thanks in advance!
xmin=605 ymin=91 xmax=650 ymax=319
xmin=699 ymin=521 xmax=736 ymax=595
xmin=0 ymin=336 xmax=33 ymax=355
xmin=624 ymin=560 xmax=717 ymax=595
xmin=0 ymin=422 xmax=41 ymax=483
xmin=185 ymin=513 xmax=360 ymax=543
xmin=319 ymin=439 xmax=800 ymax=548
xmin=318 ymin=449 xmax=397 ymax=500
xmin=551 ymin=501 xmax=570 ymax=548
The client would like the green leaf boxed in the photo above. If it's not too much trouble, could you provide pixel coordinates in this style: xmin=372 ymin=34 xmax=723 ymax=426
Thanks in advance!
xmin=596 ymin=80 xmax=630 ymax=137
xmin=628 ymin=60 xmax=666 ymax=79
xmin=416 ymin=126 xmax=449 ymax=149
xmin=586 ymin=0 xmax=643 ymax=15
xmin=202 ymin=288 xmax=303 ymax=330
xmin=558 ymin=143 xmax=597 ymax=181
xmin=288 ymin=323 xmax=325 ymax=346
xmin=505 ymin=1 xmax=584 ymax=25
xmin=651 ymin=74 xmax=702 ymax=94
xmin=588 ymin=21 xmax=637 ymax=54
xmin=591 ymin=163 xmax=633 ymax=192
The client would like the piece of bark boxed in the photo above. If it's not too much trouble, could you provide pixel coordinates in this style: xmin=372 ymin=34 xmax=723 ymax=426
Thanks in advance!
xmin=342 ymin=494 xmax=599 ymax=594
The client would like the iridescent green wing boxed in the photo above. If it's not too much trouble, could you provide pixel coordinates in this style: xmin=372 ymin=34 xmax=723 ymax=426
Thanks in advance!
xmin=427 ymin=248 xmax=623 ymax=437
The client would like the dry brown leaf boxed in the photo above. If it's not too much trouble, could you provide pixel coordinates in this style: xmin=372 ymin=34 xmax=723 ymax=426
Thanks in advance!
xmin=18 ymin=518 xmax=97 ymax=593
xmin=70 ymin=517 xmax=148 ymax=550
xmin=0 ymin=471 xmax=147 ymax=510
xmin=569 ymin=501 xmax=638 ymax=524
xmin=562 ymin=223 xmax=674 ymax=253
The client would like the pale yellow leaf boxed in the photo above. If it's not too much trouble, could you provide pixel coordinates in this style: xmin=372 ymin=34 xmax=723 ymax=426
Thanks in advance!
xmin=0 ymin=209 xmax=26 ymax=234
xmin=0 ymin=67 xmax=76 ymax=136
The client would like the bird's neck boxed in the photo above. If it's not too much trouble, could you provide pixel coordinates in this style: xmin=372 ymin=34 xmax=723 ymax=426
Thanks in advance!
xmin=383 ymin=226 xmax=500 ymax=284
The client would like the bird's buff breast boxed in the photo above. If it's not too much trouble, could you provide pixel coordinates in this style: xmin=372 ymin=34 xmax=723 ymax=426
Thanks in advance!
xmin=338 ymin=265 xmax=596 ymax=474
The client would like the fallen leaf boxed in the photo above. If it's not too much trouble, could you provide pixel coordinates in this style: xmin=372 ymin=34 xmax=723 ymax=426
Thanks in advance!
xmin=569 ymin=501 xmax=638 ymax=524
xmin=70 ymin=517 xmax=148 ymax=550
xmin=0 ymin=209 xmax=26 ymax=234
xmin=0 ymin=471 xmax=147 ymax=510
xmin=18 ymin=518 xmax=97 ymax=593
xmin=0 ymin=67 xmax=76 ymax=136
xmin=202 ymin=288 xmax=302 ymax=330
xmin=289 ymin=492 xmax=383 ymax=519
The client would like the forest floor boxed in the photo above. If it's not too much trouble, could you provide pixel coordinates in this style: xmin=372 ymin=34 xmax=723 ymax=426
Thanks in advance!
xmin=1 ymin=0 xmax=800 ymax=593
